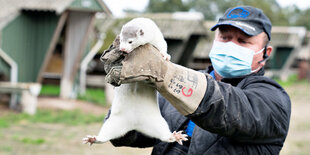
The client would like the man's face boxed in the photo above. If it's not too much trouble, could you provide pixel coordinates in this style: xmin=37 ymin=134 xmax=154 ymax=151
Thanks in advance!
xmin=214 ymin=25 xmax=272 ymax=74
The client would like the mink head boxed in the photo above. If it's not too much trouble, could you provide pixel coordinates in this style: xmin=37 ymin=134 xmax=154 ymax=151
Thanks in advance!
xmin=119 ymin=26 xmax=145 ymax=53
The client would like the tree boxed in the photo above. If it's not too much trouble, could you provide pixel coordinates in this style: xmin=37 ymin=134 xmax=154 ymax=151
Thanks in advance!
xmin=295 ymin=8 xmax=310 ymax=29
xmin=144 ymin=0 xmax=310 ymax=29
xmin=186 ymin=0 xmax=239 ymax=20
xmin=145 ymin=0 xmax=290 ymax=26
xmin=187 ymin=0 xmax=289 ymax=26
xmin=146 ymin=0 xmax=191 ymax=13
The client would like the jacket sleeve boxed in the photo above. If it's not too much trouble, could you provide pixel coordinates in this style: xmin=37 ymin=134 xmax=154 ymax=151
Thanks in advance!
xmin=187 ymin=75 xmax=291 ymax=144
xmin=103 ymin=110 xmax=158 ymax=148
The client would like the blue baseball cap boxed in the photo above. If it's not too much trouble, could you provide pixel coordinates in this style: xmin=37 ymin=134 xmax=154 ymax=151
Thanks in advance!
xmin=211 ymin=6 xmax=272 ymax=40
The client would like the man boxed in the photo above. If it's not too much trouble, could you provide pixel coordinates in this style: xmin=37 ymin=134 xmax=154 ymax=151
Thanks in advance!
xmin=101 ymin=6 xmax=291 ymax=154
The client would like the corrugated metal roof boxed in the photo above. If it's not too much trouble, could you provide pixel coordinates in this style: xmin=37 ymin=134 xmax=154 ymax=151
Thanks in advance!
xmin=0 ymin=0 xmax=72 ymax=29
xmin=0 ymin=0 xmax=21 ymax=29
xmin=154 ymin=19 xmax=206 ymax=39
xmin=297 ymin=31 xmax=310 ymax=60
xmin=22 ymin=0 xmax=74 ymax=14
xmin=69 ymin=0 xmax=104 ymax=12
xmin=0 ymin=0 xmax=111 ymax=29
xmin=0 ymin=0 xmax=20 ymax=17
xmin=124 ymin=13 xmax=207 ymax=39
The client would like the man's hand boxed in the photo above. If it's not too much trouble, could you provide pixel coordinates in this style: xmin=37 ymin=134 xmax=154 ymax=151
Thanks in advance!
xmin=100 ymin=37 xmax=208 ymax=115
xmin=100 ymin=36 xmax=124 ymax=86
xmin=100 ymin=36 xmax=166 ymax=86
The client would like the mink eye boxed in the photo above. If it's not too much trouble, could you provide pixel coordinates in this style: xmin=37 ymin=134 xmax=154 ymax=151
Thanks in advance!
xmin=128 ymin=41 xmax=133 ymax=44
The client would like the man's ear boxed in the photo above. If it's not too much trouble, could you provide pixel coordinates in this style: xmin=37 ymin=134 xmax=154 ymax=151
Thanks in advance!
xmin=259 ymin=45 xmax=273 ymax=65
xmin=266 ymin=45 xmax=272 ymax=57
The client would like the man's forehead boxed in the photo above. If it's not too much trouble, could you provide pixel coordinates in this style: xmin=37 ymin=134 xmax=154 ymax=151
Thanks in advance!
xmin=216 ymin=25 xmax=268 ymax=46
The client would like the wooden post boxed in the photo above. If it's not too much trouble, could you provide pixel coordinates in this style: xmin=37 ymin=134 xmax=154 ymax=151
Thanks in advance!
xmin=60 ymin=11 xmax=95 ymax=98
xmin=298 ymin=59 xmax=310 ymax=80
xmin=37 ymin=12 xmax=68 ymax=83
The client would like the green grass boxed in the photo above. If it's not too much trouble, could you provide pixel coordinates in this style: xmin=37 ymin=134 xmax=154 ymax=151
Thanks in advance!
xmin=0 ymin=109 xmax=105 ymax=128
xmin=295 ymin=140 xmax=310 ymax=150
xmin=40 ymin=85 xmax=60 ymax=96
xmin=0 ymin=119 xmax=9 ymax=128
xmin=0 ymin=145 xmax=12 ymax=152
xmin=40 ymin=85 xmax=107 ymax=106
xmin=20 ymin=137 xmax=45 ymax=145
xmin=273 ymin=74 xmax=309 ymax=87
xmin=10 ymin=134 xmax=46 ymax=145
xmin=77 ymin=88 xmax=107 ymax=106
xmin=297 ymin=122 xmax=310 ymax=131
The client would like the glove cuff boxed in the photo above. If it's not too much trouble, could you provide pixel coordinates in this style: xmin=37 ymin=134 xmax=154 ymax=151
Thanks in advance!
xmin=157 ymin=63 xmax=207 ymax=115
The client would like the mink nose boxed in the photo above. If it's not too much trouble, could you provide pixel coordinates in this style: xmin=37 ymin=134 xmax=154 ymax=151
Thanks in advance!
xmin=120 ymin=48 xmax=128 ymax=53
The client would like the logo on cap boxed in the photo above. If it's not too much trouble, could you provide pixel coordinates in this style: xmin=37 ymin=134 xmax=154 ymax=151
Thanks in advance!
xmin=227 ymin=7 xmax=250 ymax=19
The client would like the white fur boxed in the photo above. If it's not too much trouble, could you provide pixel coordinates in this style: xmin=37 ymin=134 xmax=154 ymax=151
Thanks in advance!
xmin=119 ymin=17 xmax=171 ymax=61
xmin=89 ymin=83 xmax=177 ymax=143
xmin=83 ymin=18 xmax=187 ymax=146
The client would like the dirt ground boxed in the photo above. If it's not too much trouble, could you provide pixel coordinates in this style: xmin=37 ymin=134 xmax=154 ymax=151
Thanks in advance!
xmin=280 ymin=83 xmax=310 ymax=155
xmin=0 ymin=83 xmax=310 ymax=155
xmin=0 ymin=123 xmax=152 ymax=155
xmin=0 ymin=97 xmax=153 ymax=155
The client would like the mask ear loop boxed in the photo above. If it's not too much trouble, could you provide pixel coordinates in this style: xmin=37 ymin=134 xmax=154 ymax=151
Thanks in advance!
xmin=258 ymin=45 xmax=269 ymax=63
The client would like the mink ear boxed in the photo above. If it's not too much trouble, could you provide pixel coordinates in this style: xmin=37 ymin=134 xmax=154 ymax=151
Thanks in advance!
xmin=139 ymin=29 xmax=144 ymax=36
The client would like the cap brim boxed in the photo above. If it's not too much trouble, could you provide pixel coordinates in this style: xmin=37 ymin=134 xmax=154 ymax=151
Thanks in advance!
xmin=210 ymin=21 xmax=263 ymax=36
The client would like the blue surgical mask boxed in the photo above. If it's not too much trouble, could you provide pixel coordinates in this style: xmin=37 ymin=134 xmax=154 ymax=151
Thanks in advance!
xmin=209 ymin=40 xmax=264 ymax=78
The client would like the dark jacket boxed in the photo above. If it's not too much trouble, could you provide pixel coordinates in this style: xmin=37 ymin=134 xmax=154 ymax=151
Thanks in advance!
xmin=109 ymin=67 xmax=291 ymax=155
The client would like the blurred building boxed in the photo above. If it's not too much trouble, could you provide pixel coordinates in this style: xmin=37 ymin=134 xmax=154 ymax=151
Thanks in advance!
xmin=265 ymin=26 xmax=307 ymax=80
xmin=297 ymin=32 xmax=310 ymax=80
xmin=0 ymin=0 xmax=111 ymax=99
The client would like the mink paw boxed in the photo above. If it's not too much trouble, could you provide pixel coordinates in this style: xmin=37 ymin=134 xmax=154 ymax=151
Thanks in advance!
xmin=161 ymin=53 xmax=171 ymax=61
xmin=82 ymin=135 xmax=97 ymax=146
xmin=172 ymin=131 xmax=188 ymax=145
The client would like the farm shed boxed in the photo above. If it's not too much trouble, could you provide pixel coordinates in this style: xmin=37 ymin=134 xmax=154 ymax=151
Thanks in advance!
xmin=265 ymin=26 xmax=307 ymax=80
xmin=0 ymin=0 xmax=111 ymax=98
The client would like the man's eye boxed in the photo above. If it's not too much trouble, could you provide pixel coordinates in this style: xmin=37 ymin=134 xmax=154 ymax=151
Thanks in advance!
xmin=221 ymin=36 xmax=228 ymax=41
xmin=128 ymin=41 xmax=133 ymax=44
xmin=239 ymin=40 xmax=247 ymax=44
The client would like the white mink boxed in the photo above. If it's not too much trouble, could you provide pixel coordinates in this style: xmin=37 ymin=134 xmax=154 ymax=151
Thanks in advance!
xmin=83 ymin=83 xmax=187 ymax=145
xmin=119 ymin=17 xmax=171 ymax=61
xmin=83 ymin=18 xmax=187 ymax=146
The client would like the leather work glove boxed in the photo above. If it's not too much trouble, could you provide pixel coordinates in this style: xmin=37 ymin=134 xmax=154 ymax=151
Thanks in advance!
xmin=101 ymin=36 xmax=207 ymax=115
